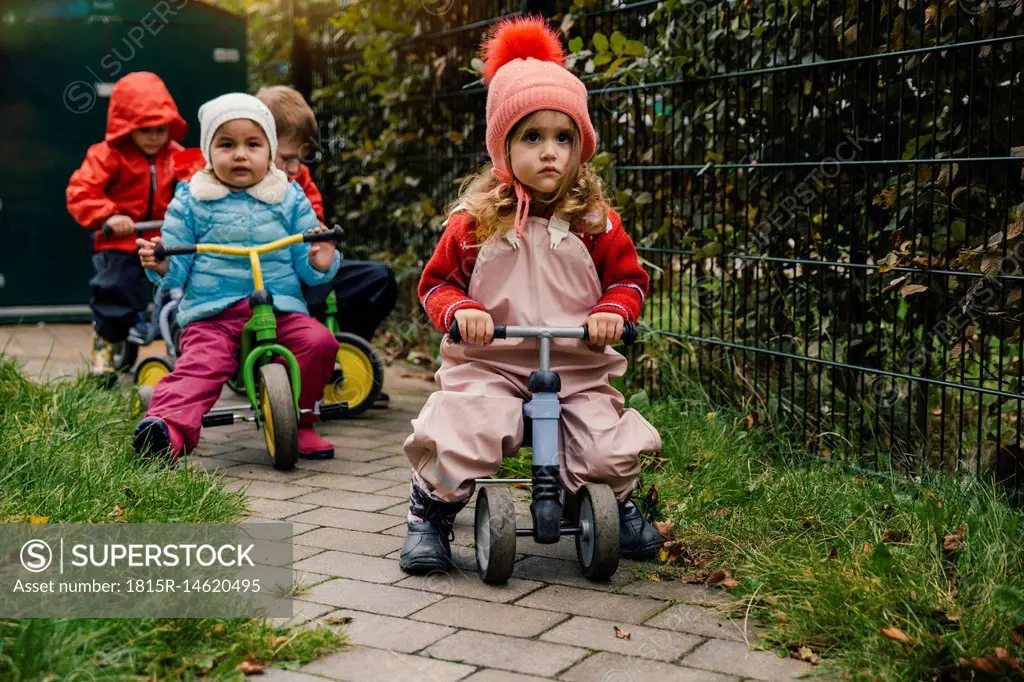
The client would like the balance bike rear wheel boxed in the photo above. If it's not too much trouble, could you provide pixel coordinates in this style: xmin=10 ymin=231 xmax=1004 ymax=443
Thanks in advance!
xmin=575 ymin=483 xmax=620 ymax=581
xmin=322 ymin=333 xmax=383 ymax=418
xmin=132 ymin=356 xmax=173 ymax=412
xmin=259 ymin=364 xmax=298 ymax=471
xmin=475 ymin=487 xmax=516 ymax=585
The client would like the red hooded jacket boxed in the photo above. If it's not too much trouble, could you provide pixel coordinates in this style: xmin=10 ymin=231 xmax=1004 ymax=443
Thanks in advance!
xmin=66 ymin=72 xmax=188 ymax=253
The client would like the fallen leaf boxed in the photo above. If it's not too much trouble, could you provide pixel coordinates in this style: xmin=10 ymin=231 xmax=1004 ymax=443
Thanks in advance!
xmin=863 ymin=542 xmax=873 ymax=556
xmin=511 ymin=482 xmax=531 ymax=489
xmin=707 ymin=508 xmax=731 ymax=519
xmin=880 ymin=627 xmax=913 ymax=643
xmin=901 ymin=283 xmax=928 ymax=297
xmin=614 ymin=625 xmax=631 ymax=640
xmin=705 ymin=570 xmax=728 ymax=586
xmin=236 ymin=661 xmax=264 ymax=675
xmin=720 ymin=578 xmax=741 ymax=589
xmin=960 ymin=656 xmax=1001 ymax=674
xmin=791 ymin=646 xmax=822 ymax=664
xmin=744 ymin=411 xmax=759 ymax=429
xmin=272 ymin=636 xmax=289 ymax=646
xmin=653 ymin=521 xmax=676 ymax=538
xmin=943 ymin=525 xmax=966 ymax=552
xmin=882 ymin=528 xmax=911 ymax=544
xmin=828 ymin=547 xmax=839 ymax=560
xmin=326 ymin=615 xmax=353 ymax=625
xmin=28 ymin=515 xmax=48 ymax=524
xmin=108 ymin=506 xmax=125 ymax=520
xmin=1011 ymin=623 xmax=1024 ymax=646
xmin=646 ymin=574 xmax=661 ymax=582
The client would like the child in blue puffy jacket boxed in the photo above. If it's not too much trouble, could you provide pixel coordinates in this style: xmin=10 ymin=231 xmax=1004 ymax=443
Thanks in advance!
xmin=133 ymin=93 xmax=341 ymax=463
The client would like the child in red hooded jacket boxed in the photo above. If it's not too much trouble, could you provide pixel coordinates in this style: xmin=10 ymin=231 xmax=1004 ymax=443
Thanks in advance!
xmin=66 ymin=71 xmax=188 ymax=377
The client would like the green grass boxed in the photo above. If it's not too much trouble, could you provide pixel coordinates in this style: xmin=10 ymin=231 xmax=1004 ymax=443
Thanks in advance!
xmin=641 ymin=384 xmax=1024 ymax=680
xmin=0 ymin=358 xmax=345 ymax=679
xmin=499 ymin=380 xmax=1024 ymax=680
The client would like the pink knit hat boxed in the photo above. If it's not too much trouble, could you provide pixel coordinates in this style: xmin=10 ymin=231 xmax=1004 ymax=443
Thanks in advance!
xmin=481 ymin=16 xmax=597 ymax=238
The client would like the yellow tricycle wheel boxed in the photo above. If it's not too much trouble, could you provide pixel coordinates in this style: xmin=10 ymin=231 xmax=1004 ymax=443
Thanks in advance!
xmin=259 ymin=363 xmax=298 ymax=471
xmin=322 ymin=333 xmax=382 ymax=418
xmin=132 ymin=356 xmax=173 ymax=412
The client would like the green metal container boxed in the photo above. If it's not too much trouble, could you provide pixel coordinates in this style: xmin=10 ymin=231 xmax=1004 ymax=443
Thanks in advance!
xmin=0 ymin=0 xmax=246 ymax=321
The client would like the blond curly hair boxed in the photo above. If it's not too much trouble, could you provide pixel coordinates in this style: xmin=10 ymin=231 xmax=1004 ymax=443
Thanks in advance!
xmin=449 ymin=112 xmax=609 ymax=244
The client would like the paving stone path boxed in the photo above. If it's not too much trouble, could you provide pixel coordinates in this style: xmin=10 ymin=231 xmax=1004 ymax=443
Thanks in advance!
xmin=3 ymin=323 xmax=816 ymax=681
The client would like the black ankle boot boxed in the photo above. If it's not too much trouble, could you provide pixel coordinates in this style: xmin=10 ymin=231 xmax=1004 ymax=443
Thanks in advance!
xmin=619 ymin=499 xmax=664 ymax=560
xmin=398 ymin=486 xmax=465 ymax=574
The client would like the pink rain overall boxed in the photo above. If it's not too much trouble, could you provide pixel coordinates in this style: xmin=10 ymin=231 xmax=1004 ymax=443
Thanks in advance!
xmin=404 ymin=214 xmax=662 ymax=502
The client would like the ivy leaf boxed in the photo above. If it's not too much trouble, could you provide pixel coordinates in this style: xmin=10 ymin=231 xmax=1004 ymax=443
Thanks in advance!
xmin=592 ymin=32 xmax=609 ymax=52
xmin=610 ymin=30 xmax=627 ymax=55
xmin=624 ymin=40 xmax=647 ymax=57
xmin=569 ymin=36 xmax=584 ymax=53
xmin=593 ymin=52 xmax=613 ymax=67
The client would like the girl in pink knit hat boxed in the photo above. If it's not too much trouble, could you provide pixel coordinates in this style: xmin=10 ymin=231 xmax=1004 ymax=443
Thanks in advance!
xmin=400 ymin=16 xmax=663 ymax=574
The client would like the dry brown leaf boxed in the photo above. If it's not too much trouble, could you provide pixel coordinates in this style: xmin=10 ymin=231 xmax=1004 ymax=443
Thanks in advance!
xmin=236 ymin=661 xmax=264 ymax=675
xmin=646 ymin=574 xmax=661 ymax=582
xmin=271 ymin=636 xmax=289 ymax=646
xmin=707 ymin=508 xmax=731 ymax=520
xmin=960 ymin=656 xmax=1001 ymax=674
xmin=720 ymin=577 xmax=740 ymax=589
xmin=943 ymin=525 xmax=966 ymax=552
xmin=28 ymin=515 xmax=49 ymax=524
xmin=880 ymin=627 xmax=913 ymax=644
xmin=882 ymin=528 xmax=912 ymax=544
xmin=511 ymin=482 xmax=531 ymax=489
xmin=901 ymin=283 xmax=928 ymax=297
xmin=863 ymin=542 xmax=873 ymax=556
xmin=108 ymin=506 xmax=125 ymax=520
xmin=705 ymin=570 xmax=728 ymax=586
xmin=653 ymin=521 xmax=676 ymax=538
xmin=326 ymin=615 xmax=354 ymax=625
xmin=744 ymin=411 xmax=759 ymax=429
xmin=614 ymin=625 xmax=631 ymax=640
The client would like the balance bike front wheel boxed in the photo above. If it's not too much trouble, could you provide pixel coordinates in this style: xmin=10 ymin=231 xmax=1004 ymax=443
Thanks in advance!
xmin=475 ymin=487 xmax=516 ymax=585
xmin=322 ymin=333 xmax=383 ymax=417
xmin=112 ymin=341 xmax=139 ymax=373
xmin=575 ymin=483 xmax=620 ymax=581
xmin=259 ymin=364 xmax=298 ymax=471
xmin=132 ymin=356 xmax=173 ymax=412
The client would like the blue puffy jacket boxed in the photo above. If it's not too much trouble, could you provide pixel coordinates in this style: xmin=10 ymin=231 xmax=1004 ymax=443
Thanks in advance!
xmin=148 ymin=170 xmax=340 ymax=327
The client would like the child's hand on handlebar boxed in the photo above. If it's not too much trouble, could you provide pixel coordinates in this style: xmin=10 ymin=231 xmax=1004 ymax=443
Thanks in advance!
xmin=137 ymin=236 xmax=169 ymax=275
xmin=307 ymin=224 xmax=337 ymax=272
xmin=105 ymin=215 xmax=136 ymax=237
xmin=453 ymin=309 xmax=494 ymax=345
xmin=585 ymin=312 xmax=625 ymax=349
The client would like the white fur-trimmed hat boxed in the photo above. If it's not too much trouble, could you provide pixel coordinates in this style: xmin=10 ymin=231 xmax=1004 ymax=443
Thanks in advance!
xmin=198 ymin=93 xmax=277 ymax=165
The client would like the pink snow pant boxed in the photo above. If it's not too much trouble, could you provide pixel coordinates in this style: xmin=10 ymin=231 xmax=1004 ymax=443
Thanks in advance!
xmin=145 ymin=299 xmax=339 ymax=452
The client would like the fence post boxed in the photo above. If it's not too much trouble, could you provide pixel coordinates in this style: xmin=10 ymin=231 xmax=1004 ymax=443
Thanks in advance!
xmin=522 ymin=0 xmax=558 ymax=17
xmin=291 ymin=0 xmax=312 ymax=100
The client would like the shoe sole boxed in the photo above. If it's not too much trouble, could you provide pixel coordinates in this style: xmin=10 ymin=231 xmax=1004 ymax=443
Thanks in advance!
xmin=133 ymin=421 xmax=175 ymax=464
xmin=398 ymin=554 xmax=452 ymax=574
xmin=298 ymin=450 xmax=335 ymax=460
xmin=620 ymin=541 xmax=664 ymax=561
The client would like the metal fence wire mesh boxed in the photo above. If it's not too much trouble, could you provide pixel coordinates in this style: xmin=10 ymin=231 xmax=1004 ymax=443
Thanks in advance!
xmin=303 ymin=0 xmax=1024 ymax=491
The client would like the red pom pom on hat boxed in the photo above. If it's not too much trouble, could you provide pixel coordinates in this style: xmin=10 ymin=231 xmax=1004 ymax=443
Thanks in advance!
xmin=481 ymin=16 xmax=564 ymax=85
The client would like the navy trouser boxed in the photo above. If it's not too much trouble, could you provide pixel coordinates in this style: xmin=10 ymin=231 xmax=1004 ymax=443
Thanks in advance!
xmin=303 ymin=259 xmax=398 ymax=342
xmin=90 ymin=250 xmax=151 ymax=344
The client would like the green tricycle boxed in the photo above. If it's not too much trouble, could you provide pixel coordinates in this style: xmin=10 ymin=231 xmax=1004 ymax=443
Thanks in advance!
xmin=138 ymin=226 xmax=351 ymax=470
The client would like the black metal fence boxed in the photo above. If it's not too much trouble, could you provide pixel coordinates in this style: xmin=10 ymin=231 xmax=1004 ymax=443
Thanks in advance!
xmin=302 ymin=0 xmax=1024 ymax=491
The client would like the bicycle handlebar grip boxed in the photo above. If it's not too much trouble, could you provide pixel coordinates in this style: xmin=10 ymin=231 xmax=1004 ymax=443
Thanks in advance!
xmin=102 ymin=224 xmax=113 ymax=239
xmin=622 ymin=320 xmax=638 ymax=345
xmin=493 ymin=325 xmax=507 ymax=340
xmin=153 ymin=243 xmax=196 ymax=261
xmin=101 ymin=220 xmax=163 ymax=239
xmin=448 ymin=319 xmax=462 ymax=343
xmin=303 ymin=225 xmax=345 ymax=243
